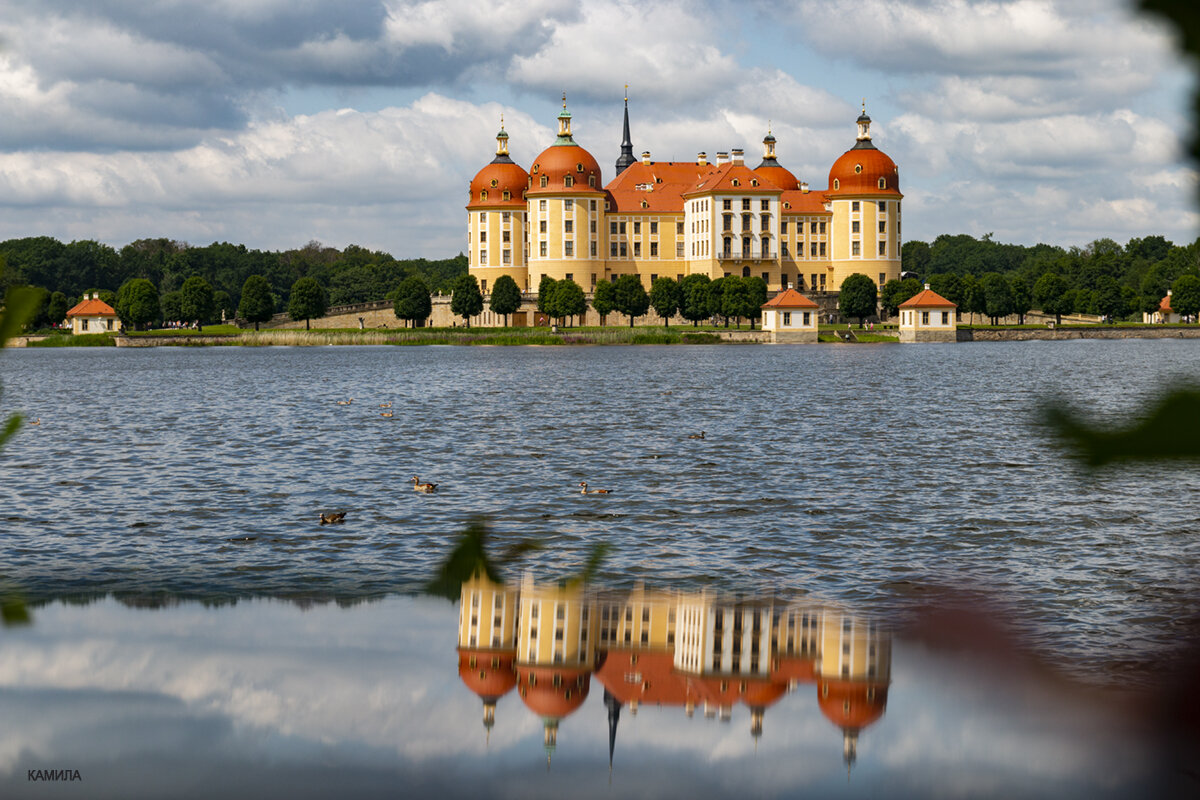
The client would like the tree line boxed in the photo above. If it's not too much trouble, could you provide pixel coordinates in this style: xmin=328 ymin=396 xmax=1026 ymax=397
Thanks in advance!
xmin=899 ymin=233 xmax=1200 ymax=322
xmin=0 ymin=236 xmax=466 ymax=330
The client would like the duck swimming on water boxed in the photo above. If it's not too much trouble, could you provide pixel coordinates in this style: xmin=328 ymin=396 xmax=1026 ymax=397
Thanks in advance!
xmin=412 ymin=476 xmax=438 ymax=493
xmin=319 ymin=512 xmax=346 ymax=524
xmin=579 ymin=482 xmax=614 ymax=495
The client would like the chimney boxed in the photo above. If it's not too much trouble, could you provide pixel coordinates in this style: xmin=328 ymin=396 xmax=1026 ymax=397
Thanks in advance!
xmin=800 ymin=182 xmax=809 ymax=193
xmin=697 ymin=152 xmax=707 ymax=166
xmin=716 ymin=151 xmax=729 ymax=165
xmin=641 ymin=150 xmax=651 ymax=165
xmin=731 ymin=148 xmax=744 ymax=166
xmin=1167 ymin=289 xmax=1173 ymax=296
xmin=924 ymin=283 xmax=930 ymax=290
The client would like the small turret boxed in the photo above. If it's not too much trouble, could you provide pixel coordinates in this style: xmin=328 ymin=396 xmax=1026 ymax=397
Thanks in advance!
xmin=615 ymin=86 xmax=636 ymax=175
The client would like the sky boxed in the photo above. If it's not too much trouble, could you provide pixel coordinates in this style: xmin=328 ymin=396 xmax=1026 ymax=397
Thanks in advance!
xmin=0 ymin=0 xmax=1196 ymax=258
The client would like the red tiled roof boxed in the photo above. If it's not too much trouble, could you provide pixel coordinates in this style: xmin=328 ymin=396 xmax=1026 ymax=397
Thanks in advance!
xmin=1160 ymin=294 xmax=1174 ymax=313
xmin=593 ymin=648 xmax=694 ymax=706
xmin=606 ymin=162 xmax=716 ymax=213
xmin=755 ymin=163 xmax=801 ymax=191
xmin=828 ymin=147 xmax=902 ymax=197
xmin=899 ymin=288 xmax=956 ymax=309
xmin=762 ymin=289 xmax=819 ymax=309
xmin=467 ymin=161 xmax=528 ymax=210
xmin=516 ymin=664 xmax=591 ymax=719
xmin=457 ymin=647 xmax=518 ymax=700
xmin=527 ymin=143 xmax=604 ymax=197
xmin=817 ymin=678 xmax=889 ymax=730
xmin=683 ymin=163 xmax=782 ymax=197
xmin=780 ymin=189 xmax=830 ymax=216
xmin=66 ymin=298 xmax=117 ymax=317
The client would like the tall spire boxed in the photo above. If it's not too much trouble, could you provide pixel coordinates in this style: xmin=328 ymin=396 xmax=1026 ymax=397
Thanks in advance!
xmin=604 ymin=689 xmax=621 ymax=773
xmin=615 ymin=85 xmax=635 ymax=175
xmin=853 ymin=101 xmax=876 ymax=150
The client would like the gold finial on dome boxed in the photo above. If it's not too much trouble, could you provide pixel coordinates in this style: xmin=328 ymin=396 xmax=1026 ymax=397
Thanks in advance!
xmin=624 ymin=83 xmax=628 ymax=102
xmin=562 ymin=91 xmax=567 ymax=110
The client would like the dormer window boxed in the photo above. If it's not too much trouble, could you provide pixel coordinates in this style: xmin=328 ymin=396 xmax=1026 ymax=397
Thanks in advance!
xmin=750 ymin=179 xmax=758 ymax=187
xmin=731 ymin=178 xmax=740 ymax=187
xmin=833 ymin=179 xmax=840 ymax=190
xmin=854 ymin=164 xmax=863 ymax=174
xmin=480 ymin=190 xmax=487 ymax=200
xmin=589 ymin=175 xmax=596 ymax=187
xmin=878 ymin=177 xmax=886 ymax=189
xmin=502 ymin=190 xmax=511 ymax=201
xmin=490 ymin=179 xmax=498 ymax=187
xmin=540 ymin=176 xmax=548 ymax=187
xmin=564 ymin=175 xmax=573 ymax=187
xmin=533 ymin=164 xmax=539 ymax=173
xmin=576 ymin=163 xmax=584 ymax=172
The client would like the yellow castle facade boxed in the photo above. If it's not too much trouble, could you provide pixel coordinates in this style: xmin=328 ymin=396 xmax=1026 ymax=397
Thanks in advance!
xmin=467 ymin=97 xmax=903 ymax=297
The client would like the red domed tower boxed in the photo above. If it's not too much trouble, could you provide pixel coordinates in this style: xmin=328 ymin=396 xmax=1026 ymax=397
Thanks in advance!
xmin=826 ymin=103 xmax=903 ymax=292
xmin=467 ymin=119 xmax=529 ymax=295
xmin=526 ymin=96 xmax=607 ymax=293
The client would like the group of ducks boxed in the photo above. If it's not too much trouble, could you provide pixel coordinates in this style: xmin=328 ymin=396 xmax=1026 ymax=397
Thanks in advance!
xmin=335 ymin=399 xmax=394 ymax=418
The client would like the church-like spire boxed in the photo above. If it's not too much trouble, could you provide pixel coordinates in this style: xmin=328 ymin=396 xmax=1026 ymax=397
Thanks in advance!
xmin=604 ymin=689 xmax=621 ymax=772
xmin=853 ymin=100 xmax=877 ymax=150
xmin=615 ymin=85 xmax=636 ymax=175
xmin=491 ymin=115 xmax=514 ymax=164
xmin=554 ymin=93 xmax=575 ymax=145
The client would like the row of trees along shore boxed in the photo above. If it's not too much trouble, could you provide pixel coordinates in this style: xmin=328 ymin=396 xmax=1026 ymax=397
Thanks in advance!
xmin=0 ymin=237 xmax=465 ymax=330
xmin=4 ymin=232 xmax=1200 ymax=330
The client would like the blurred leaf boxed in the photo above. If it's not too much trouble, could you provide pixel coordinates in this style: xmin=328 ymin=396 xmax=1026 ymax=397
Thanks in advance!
xmin=496 ymin=538 xmax=545 ymax=567
xmin=1043 ymin=389 xmax=1200 ymax=467
xmin=576 ymin=542 xmax=612 ymax=583
xmin=1 ymin=595 xmax=31 ymax=627
xmin=0 ymin=414 xmax=22 ymax=450
xmin=0 ymin=286 xmax=38 ymax=343
xmin=424 ymin=518 xmax=501 ymax=601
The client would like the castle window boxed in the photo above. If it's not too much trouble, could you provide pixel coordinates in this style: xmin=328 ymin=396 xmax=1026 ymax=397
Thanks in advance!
xmin=540 ymin=220 xmax=547 ymax=233
xmin=634 ymin=221 xmax=641 ymax=235
xmin=539 ymin=199 xmax=547 ymax=211
xmin=782 ymin=241 xmax=789 ymax=257
xmin=852 ymin=241 xmax=861 ymax=256
xmin=879 ymin=220 xmax=886 ymax=234
xmin=761 ymin=215 xmax=770 ymax=232
xmin=540 ymin=176 xmax=548 ymax=187
xmin=750 ymin=179 xmax=758 ymax=187
xmin=564 ymin=220 xmax=573 ymax=233
xmin=742 ymin=198 xmax=751 ymax=210
xmin=589 ymin=175 xmax=596 ymax=187
xmin=503 ymin=230 xmax=511 ymax=242
xmin=491 ymin=179 xmax=498 ymax=187
xmin=564 ymin=175 xmax=573 ymax=188
xmin=650 ymin=242 xmax=658 ymax=257
xmin=634 ymin=242 xmax=641 ymax=257
xmin=611 ymin=243 xmax=618 ymax=257
xmin=723 ymin=199 xmax=731 ymax=210
xmin=723 ymin=214 xmax=732 ymax=232
xmin=564 ymin=199 xmax=573 ymax=211
xmin=781 ymin=221 xmax=788 ymax=233
xmin=590 ymin=200 xmax=596 ymax=211
xmin=502 ymin=212 xmax=510 ymax=223
xmin=479 ymin=231 xmax=487 ymax=243
xmin=577 ymin=163 xmax=584 ymax=172
xmin=619 ymin=242 xmax=628 ymax=257
xmin=591 ymin=242 xmax=597 ymax=257
xmin=852 ymin=221 xmax=860 ymax=234
xmin=480 ymin=190 xmax=487 ymax=200
xmin=619 ymin=222 xmax=627 ymax=234
xmin=677 ymin=222 xmax=684 ymax=235
xmin=479 ymin=249 xmax=487 ymax=265
xmin=878 ymin=177 xmax=886 ymax=189
xmin=784 ymin=202 xmax=791 ymax=209
xmin=855 ymin=164 xmax=863 ymax=174
xmin=879 ymin=241 xmax=886 ymax=257
xmin=731 ymin=178 xmax=739 ymax=187
xmin=810 ymin=242 xmax=817 ymax=257
xmin=610 ymin=221 xmax=617 ymax=235
xmin=565 ymin=241 xmax=574 ymax=256
xmin=641 ymin=200 xmax=648 ymax=208
xmin=503 ymin=190 xmax=510 ymax=200
xmin=819 ymin=222 xmax=826 ymax=234
xmin=833 ymin=179 xmax=840 ymax=190
xmin=540 ymin=242 xmax=547 ymax=257
xmin=533 ymin=164 xmax=539 ymax=173
xmin=590 ymin=219 xmax=597 ymax=233
xmin=742 ymin=265 xmax=750 ymax=277
xmin=676 ymin=242 xmax=684 ymax=258
xmin=650 ymin=221 xmax=658 ymax=235
xmin=852 ymin=201 xmax=860 ymax=212
xmin=820 ymin=242 xmax=826 ymax=257
xmin=503 ymin=250 xmax=511 ymax=265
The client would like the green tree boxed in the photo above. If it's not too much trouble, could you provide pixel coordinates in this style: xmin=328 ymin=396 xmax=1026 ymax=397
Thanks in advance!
xmin=160 ymin=290 xmax=183 ymax=323
xmin=679 ymin=274 xmax=711 ymax=326
xmin=1171 ymin=274 xmax=1200 ymax=320
xmin=613 ymin=274 xmax=650 ymax=327
xmin=287 ymin=276 xmax=327 ymax=330
xmin=536 ymin=275 xmax=558 ymax=324
xmin=981 ymin=273 xmax=1013 ymax=324
xmin=880 ymin=277 xmax=922 ymax=318
xmin=488 ymin=274 xmax=522 ymax=326
xmin=706 ymin=277 xmax=727 ymax=326
xmin=213 ymin=290 xmax=234 ymax=322
xmin=115 ymin=278 xmax=160 ymax=330
xmin=960 ymin=274 xmax=985 ymax=325
xmin=928 ymin=272 xmax=964 ymax=307
xmin=901 ymin=240 xmax=931 ymax=275
xmin=450 ymin=274 xmax=483 ymax=327
xmin=648 ymin=277 xmax=681 ymax=327
xmin=1094 ymin=276 xmax=1128 ymax=322
xmin=47 ymin=291 xmax=67 ymax=327
xmin=553 ymin=279 xmax=587 ymax=326
xmin=1033 ymin=272 xmax=1071 ymax=324
xmin=720 ymin=276 xmax=750 ymax=328
xmin=838 ymin=273 xmax=877 ymax=327
xmin=592 ymin=279 xmax=616 ymax=325
xmin=179 ymin=275 xmax=215 ymax=331
xmin=238 ymin=275 xmax=275 ymax=331
xmin=391 ymin=276 xmax=432 ymax=328
xmin=1009 ymin=276 xmax=1032 ymax=324
xmin=744 ymin=276 xmax=768 ymax=329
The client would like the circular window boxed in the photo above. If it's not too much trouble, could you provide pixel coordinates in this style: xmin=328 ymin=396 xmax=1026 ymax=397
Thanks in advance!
xmin=490 ymin=179 xmax=498 ymax=187
xmin=854 ymin=164 xmax=863 ymax=174
xmin=576 ymin=163 xmax=584 ymax=172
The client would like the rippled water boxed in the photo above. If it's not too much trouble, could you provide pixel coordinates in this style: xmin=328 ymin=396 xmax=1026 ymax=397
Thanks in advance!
xmin=3 ymin=341 xmax=1199 ymax=679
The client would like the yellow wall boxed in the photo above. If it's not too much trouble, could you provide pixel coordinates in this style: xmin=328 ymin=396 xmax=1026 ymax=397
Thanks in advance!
xmin=829 ymin=197 xmax=901 ymax=290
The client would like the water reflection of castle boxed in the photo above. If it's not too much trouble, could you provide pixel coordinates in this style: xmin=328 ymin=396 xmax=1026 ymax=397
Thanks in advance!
xmin=456 ymin=573 xmax=891 ymax=769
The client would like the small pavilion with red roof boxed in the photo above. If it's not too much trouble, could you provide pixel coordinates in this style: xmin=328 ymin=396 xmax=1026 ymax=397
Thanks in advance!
xmin=65 ymin=293 xmax=119 ymax=335
xmin=1144 ymin=290 xmax=1182 ymax=324
xmin=761 ymin=288 xmax=820 ymax=342
xmin=898 ymin=284 xmax=957 ymax=343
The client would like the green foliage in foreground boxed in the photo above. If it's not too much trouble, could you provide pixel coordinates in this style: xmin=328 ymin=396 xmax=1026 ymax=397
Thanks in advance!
xmin=1043 ymin=389 xmax=1200 ymax=467
xmin=28 ymin=333 xmax=116 ymax=347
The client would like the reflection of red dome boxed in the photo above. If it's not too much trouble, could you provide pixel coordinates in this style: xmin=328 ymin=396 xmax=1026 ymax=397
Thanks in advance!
xmin=688 ymin=675 xmax=787 ymax=709
xmin=468 ymin=161 xmax=527 ymax=210
xmin=742 ymin=679 xmax=788 ymax=709
xmin=517 ymin=664 xmax=591 ymax=718
xmin=772 ymin=654 xmax=818 ymax=684
xmin=817 ymin=679 xmax=889 ymax=730
xmin=528 ymin=144 xmax=603 ymax=195
xmin=457 ymin=647 xmax=518 ymax=700
xmin=827 ymin=147 xmax=900 ymax=197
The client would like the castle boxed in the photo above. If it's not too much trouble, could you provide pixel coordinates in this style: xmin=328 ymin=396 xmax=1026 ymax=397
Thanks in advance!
xmin=467 ymin=96 xmax=903 ymax=297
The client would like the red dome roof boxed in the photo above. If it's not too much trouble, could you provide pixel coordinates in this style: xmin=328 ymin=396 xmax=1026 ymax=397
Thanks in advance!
xmin=527 ymin=143 xmax=603 ymax=196
xmin=828 ymin=146 xmax=900 ymax=197
xmin=817 ymin=679 xmax=889 ymax=730
xmin=468 ymin=160 xmax=527 ymax=210
xmin=457 ymin=648 xmax=518 ymax=700
xmin=517 ymin=664 xmax=592 ymax=719
xmin=756 ymin=164 xmax=800 ymax=191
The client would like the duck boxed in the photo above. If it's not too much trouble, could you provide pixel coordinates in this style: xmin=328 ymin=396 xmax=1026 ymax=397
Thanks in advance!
xmin=380 ymin=411 xmax=394 ymax=418
xmin=412 ymin=476 xmax=438 ymax=493
xmin=27 ymin=418 xmax=41 ymax=426
xmin=319 ymin=511 xmax=347 ymax=524
xmin=579 ymin=481 xmax=614 ymax=495
xmin=379 ymin=402 xmax=392 ymax=408
xmin=687 ymin=431 xmax=705 ymax=440
xmin=336 ymin=399 xmax=353 ymax=406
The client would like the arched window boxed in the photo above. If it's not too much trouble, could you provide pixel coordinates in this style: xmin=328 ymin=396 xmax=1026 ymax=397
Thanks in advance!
xmin=564 ymin=175 xmax=573 ymax=187
xmin=502 ymin=190 xmax=510 ymax=200
xmin=589 ymin=175 xmax=596 ymax=187
xmin=540 ymin=176 xmax=548 ymax=187
xmin=731 ymin=178 xmax=740 ymax=187
xmin=878 ymin=177 xmax=886 ymax=189
xmin=833 ymin=179 xmax=840 ymax=190
xmin=742 ymin=266 xmax=750 ymax=277
xmin=480 ymin=190 xmax=487 ymax=200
